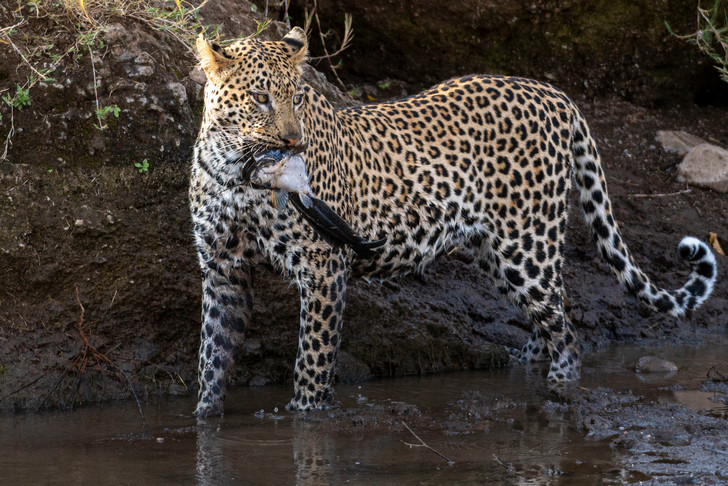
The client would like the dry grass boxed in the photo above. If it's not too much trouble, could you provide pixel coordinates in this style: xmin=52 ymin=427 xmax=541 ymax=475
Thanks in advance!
xmin=45 ymin=0 xmax=214 ymax=52
xmin=0 ymin=0 xmax=218 ymax=159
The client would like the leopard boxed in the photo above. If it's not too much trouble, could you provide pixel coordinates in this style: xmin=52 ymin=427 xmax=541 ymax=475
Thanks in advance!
xmin=189 ymin=27 xmax=717 ymax=417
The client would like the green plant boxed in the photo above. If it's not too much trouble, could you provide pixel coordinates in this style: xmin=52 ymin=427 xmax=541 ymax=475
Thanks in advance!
xmin=94 ymin=104 xmax=121 ymax=130
xmin=135 ymin=159 xmax=150 ymax=173
xmin=251 ymin=18 xmax=271 ymax=37
xmin=667 ymin=0 xmax=728 ymax=83
xmin=2 ymin=85 xmax=31 ymax=109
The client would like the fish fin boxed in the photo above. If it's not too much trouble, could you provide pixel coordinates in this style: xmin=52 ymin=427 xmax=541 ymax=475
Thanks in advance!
xmin=272 ymin=189 xmax=289 ymax=211
xmin=299 ymin=193 xmax=313 ymax=209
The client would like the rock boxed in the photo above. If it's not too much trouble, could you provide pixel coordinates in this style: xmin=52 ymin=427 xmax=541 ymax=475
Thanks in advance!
xmin=335 ymin=350 xmax=371 ymax=381
xmin=189 ymin=66 xmax=207 ymax=85
xmin=677 ymin=143 xmax=728 ymax=193
xmin=578 ymin=413 xmax=613 ymax=438
xmin=88 ymin=130 xmax=105 ymax=155
xmin=651 ymin=424 xmax=692 ymax=446
xmin=167 ymin=82 xmax=188 ymax=107
xmin=635 ymin=356 xmax=678 ymax=373
xmin=655 ymin=130 xmax=707 ymax=156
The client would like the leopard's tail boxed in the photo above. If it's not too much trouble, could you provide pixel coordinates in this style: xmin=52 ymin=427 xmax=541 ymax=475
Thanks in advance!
xmin=571 ymin=111 xmax=716 ymax=317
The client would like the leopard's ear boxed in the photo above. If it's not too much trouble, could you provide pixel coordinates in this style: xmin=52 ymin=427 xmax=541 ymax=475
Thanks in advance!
xmin=196 ymin=34 xmax=234 ymax=83
xmin=281 ymin=27 xmax=308 ymax=66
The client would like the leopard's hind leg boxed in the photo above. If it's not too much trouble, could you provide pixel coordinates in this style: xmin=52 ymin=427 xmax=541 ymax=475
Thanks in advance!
xmin=507 ymin=327 xmax=551 ymax=363
xmin=469 ymin=232 xmax=581 ymax=382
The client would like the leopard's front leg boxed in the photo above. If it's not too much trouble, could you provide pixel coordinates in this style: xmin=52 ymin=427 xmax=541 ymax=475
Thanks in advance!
xmin=287 ymin=249 xmax=349 ymax=410
xmin=191 ymin=206 xmax=255 ymax=417
xmin=195 ymin=262 xmax=252 ymax=417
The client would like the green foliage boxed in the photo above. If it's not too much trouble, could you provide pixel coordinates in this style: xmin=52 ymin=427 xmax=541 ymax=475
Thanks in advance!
xmin=94 ymin=104 xmax=121 ymax=130
xmin=96 ymin=105 xmax=121 ymax=118
xmin=2 ymin=85 xmax=31 ymax=109
xmin=135 ymin=159 xmax=150 ymax=174
xmin=667 ymin=0 xmax=728 ymax=83
xmin=251 ymin=18 xmax=271 ymax=38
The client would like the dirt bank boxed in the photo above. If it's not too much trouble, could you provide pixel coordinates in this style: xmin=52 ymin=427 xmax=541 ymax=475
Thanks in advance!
xmin=0 ymin=0 xmax=727 ymax=417
xmin=301 ymin=0 xmax=728 ymax=106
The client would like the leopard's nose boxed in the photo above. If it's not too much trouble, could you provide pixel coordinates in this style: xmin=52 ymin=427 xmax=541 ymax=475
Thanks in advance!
xmin=281 ymin=134 xmax=302 ymax=147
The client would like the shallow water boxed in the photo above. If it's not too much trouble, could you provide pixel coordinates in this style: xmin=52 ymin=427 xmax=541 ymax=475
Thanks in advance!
xmin=2 ymin=339 xmax=726 ymax=485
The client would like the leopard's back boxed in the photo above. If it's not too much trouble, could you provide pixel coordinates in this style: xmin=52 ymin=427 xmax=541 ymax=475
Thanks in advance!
xmin=333 ymin=75 xmax=577 ymax=279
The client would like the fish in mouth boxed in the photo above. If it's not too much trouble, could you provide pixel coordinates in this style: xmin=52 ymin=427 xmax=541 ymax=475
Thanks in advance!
xmin=244 ymin=150 xmax=386 ymax=259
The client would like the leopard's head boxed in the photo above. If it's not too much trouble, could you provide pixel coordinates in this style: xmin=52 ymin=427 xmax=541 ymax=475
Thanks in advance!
xmin=196 ymin=28 xmax=308 ymax=181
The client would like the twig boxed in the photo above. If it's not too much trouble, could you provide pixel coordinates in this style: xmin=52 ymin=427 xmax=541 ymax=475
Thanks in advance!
xmin=0 ymin=367 xmax=56 ymax=402
xmin=401 ymin=421 xmax=454 ymax=465
xmin=39 ymin=286 xmax=146 ymax=424
xmin=623 ymin=189 xmax=692 ymax=198
xmin=493 ymin=453 xmax=514 ymax=472
xmin=708 ymin=365 xmax=727 ymax=382
xmin=89 ymin=45 xmax=103 ymax=129
xmin=0 ymin=105 xmax=15 ymax=162
xmin=2 ymin=30 xmax=50 ymax=82
xmin=308 ymin=0 xmax=352 ymax=91
xmin=283 ymin=0 xmax=291 ymax=29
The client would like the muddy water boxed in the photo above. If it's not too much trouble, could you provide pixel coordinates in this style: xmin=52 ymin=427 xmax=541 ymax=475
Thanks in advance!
xmin=2 ymin=339 xmax=727 ymax=485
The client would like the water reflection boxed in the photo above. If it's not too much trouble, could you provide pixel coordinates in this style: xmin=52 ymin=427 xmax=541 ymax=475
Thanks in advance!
xmin=195 ymin=422 xmax=225 ymax=486
xmin=291 ymin=424 xmax=335 ymax=486
xmin=187 ymin=368 xmax=620 ymax=485
xmin=1 ymin=338 xmax=726 ymax=485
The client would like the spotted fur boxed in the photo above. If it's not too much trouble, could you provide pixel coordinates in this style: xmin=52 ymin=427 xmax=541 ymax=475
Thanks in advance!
xmin=189 ymin=28 xmax=717 ymax=416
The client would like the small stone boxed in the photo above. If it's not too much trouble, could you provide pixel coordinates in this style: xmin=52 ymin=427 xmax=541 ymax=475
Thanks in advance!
xmin=88 ymin=131 xmax=105 ymax=156
xmin=677 ymin=143 xmax=728 ymax=193
xmin=655 ymin=130 xmax=707 ymax=157
xmin=167 ymin=383 xmax=189 ymax=396
xmin=167 ymin=82 xmax=188 ymax=107
xmin=635 ymin=356 xmax=678 ymax=373
xmin=189 ymin=66 xmax=207 ymax=85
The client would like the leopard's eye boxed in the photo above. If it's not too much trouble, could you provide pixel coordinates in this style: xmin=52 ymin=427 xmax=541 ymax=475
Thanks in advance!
xmin=251 ymin=92 xmax=269 ymax=104
xmin=292 ymin=93 xmax=304 ymax=106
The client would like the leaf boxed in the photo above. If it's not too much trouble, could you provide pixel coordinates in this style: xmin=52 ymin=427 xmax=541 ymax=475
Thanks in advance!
xmin=709 ymin=232 xmax=726 ymax=256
